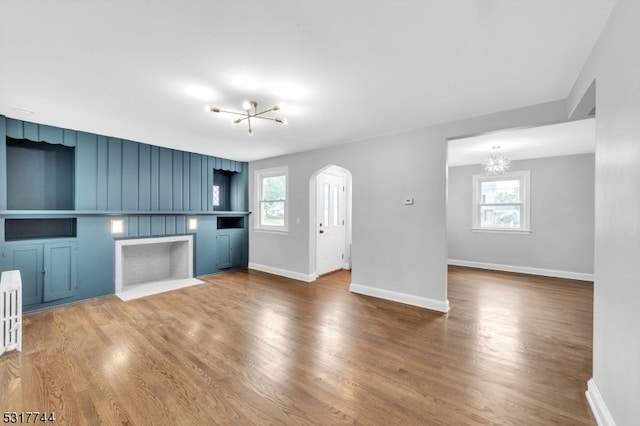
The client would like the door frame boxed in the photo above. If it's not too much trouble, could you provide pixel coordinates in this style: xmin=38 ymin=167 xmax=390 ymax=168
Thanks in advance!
xmin=308 ymin=165 xmax=353 ymax=278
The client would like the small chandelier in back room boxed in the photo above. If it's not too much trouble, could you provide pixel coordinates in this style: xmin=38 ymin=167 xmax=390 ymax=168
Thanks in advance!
xmin=481 ymin=145 xmax=511 ymax=175
xmin=204 ymin=101 xmax=288 ymax=136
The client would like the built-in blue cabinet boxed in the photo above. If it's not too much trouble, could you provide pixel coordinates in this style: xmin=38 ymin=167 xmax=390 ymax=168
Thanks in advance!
xmin=1 ymin=115 xmax=249 ymax=312
xmin=43 ymin=241 xmax=77 ymax=302
xmin=216 ymin=231 xmax=246 ymax=269
xmin=4 ymin=243 xmax=43 ymax=305
xmin=216 ymin=216 xmax=247 ymax=269
xmin=3 ymin=240 xmax=77 ymax=307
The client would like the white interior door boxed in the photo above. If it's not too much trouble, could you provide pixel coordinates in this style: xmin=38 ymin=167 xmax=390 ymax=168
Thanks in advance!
xmin=316 ymin=172 xmax=346 ymax=275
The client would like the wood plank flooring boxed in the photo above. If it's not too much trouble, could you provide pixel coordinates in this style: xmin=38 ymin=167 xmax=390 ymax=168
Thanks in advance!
xmin=0 ymin=266 xmax=595 ymax=425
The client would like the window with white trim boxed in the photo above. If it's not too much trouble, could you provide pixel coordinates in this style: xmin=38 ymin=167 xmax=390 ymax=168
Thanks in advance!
xmin=255 ymin=166 xmax=288 ymax=232
xmin=472 ymin=170 xmax=530 ymax=233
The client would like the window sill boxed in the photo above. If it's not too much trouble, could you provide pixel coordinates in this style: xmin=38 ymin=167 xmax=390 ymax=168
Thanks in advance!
xmin=254 ymin=228 xmax=290 ymax=235
xmin=472 ymin=228 xmax=531 ymax=235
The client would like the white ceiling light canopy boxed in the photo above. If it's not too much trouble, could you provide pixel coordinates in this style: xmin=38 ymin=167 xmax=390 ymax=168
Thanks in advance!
xmin=205 ymin=100 xmax=288 ymax=136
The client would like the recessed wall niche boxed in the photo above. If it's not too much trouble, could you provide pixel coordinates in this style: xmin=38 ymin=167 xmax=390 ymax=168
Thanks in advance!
xmin=6 ymin=137 xmax=75 ymax=210
xmin=5 ymin=218 xmax=77 ymax=241
xmin=213 ymin=169 xmax=231 ymax=211
xmin=213 ymin=169 xmax=246 ymax=211
xmin=217 ymin=216 xmax=244 ymax=229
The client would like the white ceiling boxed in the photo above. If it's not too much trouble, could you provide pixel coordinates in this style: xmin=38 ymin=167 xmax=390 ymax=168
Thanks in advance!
xmin=447 ymin=117 xmax=596 ymax=167
xmin=0 ymin=1 xmax=616 ymax=162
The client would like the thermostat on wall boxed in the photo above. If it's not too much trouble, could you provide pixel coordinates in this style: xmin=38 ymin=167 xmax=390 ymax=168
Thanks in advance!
xmin=404 ymin=197 xmax=414 ymax=205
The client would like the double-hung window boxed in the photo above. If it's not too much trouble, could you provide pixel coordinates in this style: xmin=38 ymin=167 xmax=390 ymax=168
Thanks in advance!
xmin=472 ymin=170 xmax=530 ymax=233
xmin=255 ymin=166 xmax=288 ymax=232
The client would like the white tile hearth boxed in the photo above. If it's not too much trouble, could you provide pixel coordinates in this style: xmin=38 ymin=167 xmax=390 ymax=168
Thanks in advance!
xmin=116 ymin=277 xmax=204 ymax=301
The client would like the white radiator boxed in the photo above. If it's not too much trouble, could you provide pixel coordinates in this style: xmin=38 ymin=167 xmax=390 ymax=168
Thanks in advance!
xmin=1 ymin=270 xmax=22 ymax=356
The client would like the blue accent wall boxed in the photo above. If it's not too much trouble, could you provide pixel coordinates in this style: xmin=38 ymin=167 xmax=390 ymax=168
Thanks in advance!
xmin=69 ymin=130 xmax=246 ymax=212
xmin=0 ymin=117 xmax=7 ymax=209
xmin=0 ymin=115 xmax=248 ymax=312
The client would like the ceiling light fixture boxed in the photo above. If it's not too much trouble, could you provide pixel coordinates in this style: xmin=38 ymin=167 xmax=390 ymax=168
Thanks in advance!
xmin=482 ymin=147 xmax=511 ymax=175
xmin=205 ymin=101 xmax=288 ymax=136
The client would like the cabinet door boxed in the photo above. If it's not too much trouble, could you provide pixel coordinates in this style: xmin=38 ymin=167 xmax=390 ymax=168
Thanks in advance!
xmin=230 ymin=232 xmax=244 ymax=268
xmin=216 ymin=234 xmax=232 ymax=269
xmin=216 ymin=231 xmax=245 ymax=270
xmin=43 ymin=242 xmax=77 ymax=302
xmin=4 ymin=244 xmax=44 ymax=305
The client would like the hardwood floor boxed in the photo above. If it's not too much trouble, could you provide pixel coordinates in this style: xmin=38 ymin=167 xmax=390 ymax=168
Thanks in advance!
xmin=1 ymin=266 xmax=595 ymax=425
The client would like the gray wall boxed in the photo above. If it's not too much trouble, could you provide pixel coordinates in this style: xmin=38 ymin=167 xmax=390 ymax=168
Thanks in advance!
xmin=569 ymin=0 xmax=640 ymax=423
xmin=248 ymin=100 xmax=569 ymax=311
xmin=448 ymin=154 xmax=595 ymax=277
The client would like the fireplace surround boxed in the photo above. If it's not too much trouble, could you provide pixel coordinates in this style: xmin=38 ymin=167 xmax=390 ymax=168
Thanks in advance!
xmin=114 ymin=235 xmax=202 ymax=301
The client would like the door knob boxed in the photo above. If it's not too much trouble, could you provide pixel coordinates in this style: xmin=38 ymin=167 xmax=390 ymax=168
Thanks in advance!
xmin=319 ymin=230 xmax=324 ymax=234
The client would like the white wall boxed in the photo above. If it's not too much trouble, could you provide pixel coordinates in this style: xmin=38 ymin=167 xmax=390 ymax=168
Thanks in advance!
xmin=448 ymin=154 xmax=595 ymax=280
xmin=249 ymin=100 xmax=568 ymax=312
xmin=569 ymin=0 xmax=640 ymax=423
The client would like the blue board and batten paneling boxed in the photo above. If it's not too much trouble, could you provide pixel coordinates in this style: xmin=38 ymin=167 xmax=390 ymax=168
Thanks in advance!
xmin=107 ymin=137 xmax=123 ymax=211
xmin=69 ymin=127 xmax=247 ymax=213
xmin=189 ymin=152 xmax=202 ymax=211
xmin=139 ymin=143 xmax=152 ymax=210
xmin=122 ymin=140 xmax=139 ymax=211
xmin=75 ymin=132 xmax=98 ymax=210
xmin=5 ymin=119 xmax=77 ymax=147
xmin=1 ymin=115 xmax=249 ymax=312
xmin=96 ymin=136 xmax=110 ymax=210
xmin=0 ymin=118 xmax=6 ymax=210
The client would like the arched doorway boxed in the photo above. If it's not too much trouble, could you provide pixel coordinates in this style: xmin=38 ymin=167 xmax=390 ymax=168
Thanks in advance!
xmin=309 ymin=165 xmax=353 ymax=277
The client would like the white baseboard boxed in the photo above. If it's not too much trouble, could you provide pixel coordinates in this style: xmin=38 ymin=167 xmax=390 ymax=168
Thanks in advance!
xmin=248 ymin=263 xmax=316 ymax=283
xmin=448 ymin=259 xmax=594 ymax=282
xmin=349 ymin=283 xmax=450 ymax=313
xmin=586 ymin=378 xmax=616 ymax=426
